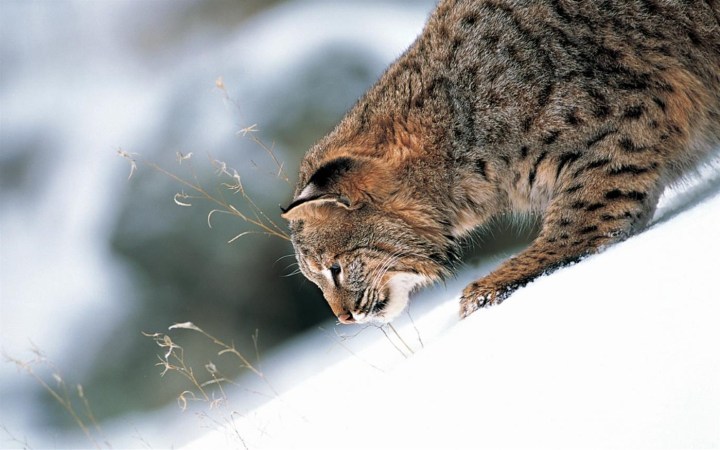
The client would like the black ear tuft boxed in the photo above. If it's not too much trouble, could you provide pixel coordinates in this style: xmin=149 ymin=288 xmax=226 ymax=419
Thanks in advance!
xmin=308 ymin=157 xmax=356 ymax=189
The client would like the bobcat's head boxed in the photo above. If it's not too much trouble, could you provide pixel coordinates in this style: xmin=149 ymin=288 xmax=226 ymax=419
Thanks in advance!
xmin=282 ymin=155 xmax=447 ymax=324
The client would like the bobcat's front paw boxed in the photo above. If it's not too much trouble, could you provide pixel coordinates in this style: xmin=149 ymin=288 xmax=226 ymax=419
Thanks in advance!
xmin=459 ymin=282 xmax=500 ymax=318
xmin=459 ymin=279 xmax=522 ymax=318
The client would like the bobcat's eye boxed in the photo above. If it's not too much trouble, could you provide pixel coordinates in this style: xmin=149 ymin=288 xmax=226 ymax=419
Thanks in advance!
xmin=329 ymin=263 xmax=341 ymax=286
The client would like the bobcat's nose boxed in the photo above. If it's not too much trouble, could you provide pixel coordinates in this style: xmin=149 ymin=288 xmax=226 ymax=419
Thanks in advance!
xmin=337 ymin=312 xmax=355 ymax=324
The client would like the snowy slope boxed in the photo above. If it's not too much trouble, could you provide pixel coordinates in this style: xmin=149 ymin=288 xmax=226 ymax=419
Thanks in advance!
xmin=184 ymin=168 xmax=720 ymax=449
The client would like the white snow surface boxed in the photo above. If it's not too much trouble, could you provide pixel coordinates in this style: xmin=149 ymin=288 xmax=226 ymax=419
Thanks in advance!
xmin=182 ymin=169 xmax=720 ymax=449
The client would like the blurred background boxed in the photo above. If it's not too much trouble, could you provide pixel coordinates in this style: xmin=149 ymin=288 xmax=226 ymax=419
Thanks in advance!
xmin=0 ymin=0 xmax=437 ymax=447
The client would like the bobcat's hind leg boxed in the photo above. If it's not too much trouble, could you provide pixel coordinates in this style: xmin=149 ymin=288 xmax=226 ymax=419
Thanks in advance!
xmin=459 ymin=157 xmax=664 ymax=318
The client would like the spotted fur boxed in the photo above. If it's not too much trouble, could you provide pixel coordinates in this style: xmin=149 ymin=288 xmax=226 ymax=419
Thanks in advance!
xmin=283 ymin=0 xmax=720 ymax=323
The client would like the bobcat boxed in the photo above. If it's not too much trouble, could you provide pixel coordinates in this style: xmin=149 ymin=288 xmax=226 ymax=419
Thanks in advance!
xmin=282 ymin=0 xmax=720 ymax=323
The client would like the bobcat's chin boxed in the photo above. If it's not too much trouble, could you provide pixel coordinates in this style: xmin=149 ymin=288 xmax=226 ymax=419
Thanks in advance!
xmin=355 ymin=273 xmax=429 ymax=324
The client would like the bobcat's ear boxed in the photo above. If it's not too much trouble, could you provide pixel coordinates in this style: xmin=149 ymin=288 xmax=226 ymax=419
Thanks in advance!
xmin=280 ymin=193 xmax=353 ymax=221
xmin=281 ymin=157 xmax=365 ymax=221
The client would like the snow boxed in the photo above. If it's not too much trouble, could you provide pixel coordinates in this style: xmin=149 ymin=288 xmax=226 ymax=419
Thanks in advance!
xmin=183 ymin=167 xmax=720 ymax=449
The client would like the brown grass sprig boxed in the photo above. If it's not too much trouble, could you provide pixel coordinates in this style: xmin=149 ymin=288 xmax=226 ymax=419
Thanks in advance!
xmin=117 ymin=77 xmax=294 ymax=244
xmin=215 ymin=76 xmax=290 ymax=185
xmin=118 ymin=149 xmax=290 ymax=243
xmin=143 ymin=321 xmax=278 ymax=413
xmin=2 ymin=345 xmax=109 ymax=449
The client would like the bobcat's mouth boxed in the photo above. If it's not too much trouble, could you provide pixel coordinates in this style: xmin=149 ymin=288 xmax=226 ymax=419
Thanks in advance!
xmin=370 ymin=297 xmax=388 ymax=314
xmin=355 ymin=273 xmax=429 ymax=324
